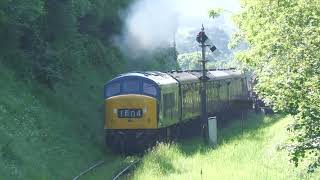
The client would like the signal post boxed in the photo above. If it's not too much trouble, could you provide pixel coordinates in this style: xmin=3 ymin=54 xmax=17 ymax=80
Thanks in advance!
xmin=196 ymin=25 xmax=216 ymax=144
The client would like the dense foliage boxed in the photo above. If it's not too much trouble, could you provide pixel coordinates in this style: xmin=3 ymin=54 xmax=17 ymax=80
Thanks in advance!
xmin=0 ymin=0 xmax=179 ymax=179
xmin=177 ymin=51 xmax=238 ymax=70
xmin=0 ymin=0 xmax=178 ymax=88
xmin=235 ymin=0 xmax=320 ymax=172
xmin=176 ymin=26 xmax=235 ymax=68
xmin=0 ymin=0 xmax=129 ymax=87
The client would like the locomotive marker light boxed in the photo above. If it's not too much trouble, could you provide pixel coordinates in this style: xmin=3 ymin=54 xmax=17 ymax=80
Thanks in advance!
xmin=196 ymin=25 xmax=216 ymax=144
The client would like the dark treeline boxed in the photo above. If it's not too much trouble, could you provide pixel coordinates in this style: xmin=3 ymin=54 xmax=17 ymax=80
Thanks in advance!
xmin=0 ymin=0 xmax=178 ymax=88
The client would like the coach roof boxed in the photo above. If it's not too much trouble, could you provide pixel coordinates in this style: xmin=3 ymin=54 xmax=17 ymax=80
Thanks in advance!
xmin=167 ymin=69 xmax=243 ymax=82
xmin=167 ymin=71 xmax=198 ymax=83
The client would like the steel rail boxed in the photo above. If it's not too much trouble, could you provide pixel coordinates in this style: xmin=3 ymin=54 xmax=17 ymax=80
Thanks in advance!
xmin=72 ymin=160 xmax=105 ymax=180
xmin=112 ymin=159 xmax=140 ymax=180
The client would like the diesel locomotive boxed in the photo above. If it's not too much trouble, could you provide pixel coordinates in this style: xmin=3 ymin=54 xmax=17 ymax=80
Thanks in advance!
xmin=104 ymin=69 xmax=250 ymax=152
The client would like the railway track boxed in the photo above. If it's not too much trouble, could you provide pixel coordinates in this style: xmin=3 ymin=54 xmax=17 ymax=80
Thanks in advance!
xmin=72 ymin=160 xmax=105 ymax=180
xmin=112 ymin=159 xmax=140 ymax=180
xmin=72 ymin=158 xmax=140 ymax=180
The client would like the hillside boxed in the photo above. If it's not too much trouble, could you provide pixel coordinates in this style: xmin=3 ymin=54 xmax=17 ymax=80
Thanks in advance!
xmin=0 ymin=62 xmax=110 ymax=179
xmin=0 ymin=46 xmax=177 ymax=180
xmin=0 ymin=0 xmax=178 ymax=179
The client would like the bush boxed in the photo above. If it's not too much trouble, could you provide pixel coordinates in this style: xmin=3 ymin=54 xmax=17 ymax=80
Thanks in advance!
xmin=234 ymin=0 xmax=320 ymax=171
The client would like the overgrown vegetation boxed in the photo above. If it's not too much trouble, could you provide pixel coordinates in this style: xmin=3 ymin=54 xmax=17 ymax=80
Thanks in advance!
xmin=132 ymin=114 xmax=319 ymax=179
xmin=233 ymin=0 xmax=320 ymax=171
xmin=0 ymin=64 xmax=110 ymax=179
xmin=0 ymin=0 xmax=178 ymax=179
xmin=0 ymin=0 xmax=129 ymax=87
xmin=2 ymin=0 xmax=319 ymax=178
xmin=177 ymin=51 xmax=239 ymax=70
xmin=0 ymin=0 xmax=178 ymax=87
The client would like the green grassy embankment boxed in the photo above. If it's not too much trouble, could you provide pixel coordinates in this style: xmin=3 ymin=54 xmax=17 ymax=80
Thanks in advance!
xmin=0 ymin=64 xmax=126 ymax=179
xmin=2 ymin=62 xmax=319 ymax=180
xmin=132 ymin=113 xmax=319 ymax=180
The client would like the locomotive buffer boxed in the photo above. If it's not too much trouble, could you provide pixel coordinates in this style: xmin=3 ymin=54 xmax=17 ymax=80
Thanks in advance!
xmin=196 ymin=25 xmax=217 ymax=144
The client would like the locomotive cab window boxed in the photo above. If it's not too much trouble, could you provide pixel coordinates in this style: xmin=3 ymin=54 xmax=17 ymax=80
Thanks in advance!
xmin=143 ymin=82 xmax=157 ymax=96
xmin=106 ymin=83 xmax=120 ymax=97
xmin=122 ymin=80 xmax=140 ymax=93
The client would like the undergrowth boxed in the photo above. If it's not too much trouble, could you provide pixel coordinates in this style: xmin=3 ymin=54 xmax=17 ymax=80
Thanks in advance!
xmin=0 ymin=64 xmax=123 ymax=179
xmin=132 ymin=113 xmax=320 ymax=180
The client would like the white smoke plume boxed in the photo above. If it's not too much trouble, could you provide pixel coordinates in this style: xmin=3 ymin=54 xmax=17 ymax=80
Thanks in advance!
xmin=116 ymin=0 xmax=241 ymax=57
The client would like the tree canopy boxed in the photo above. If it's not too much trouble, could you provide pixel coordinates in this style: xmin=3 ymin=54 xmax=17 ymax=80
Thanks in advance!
xmin=0 ymin=0 xmax=178 ymax=88
xmin=234 ymin=0 xmax=320 ymax=172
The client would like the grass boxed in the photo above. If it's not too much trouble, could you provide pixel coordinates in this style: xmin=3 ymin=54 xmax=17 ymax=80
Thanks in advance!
xmin=1 ymin=62 xmax=319 ymax=179
xmin=0 ymin=64 xmax=126 ymax=179
xmin=132 ymin=113 xmax=320 ymax=180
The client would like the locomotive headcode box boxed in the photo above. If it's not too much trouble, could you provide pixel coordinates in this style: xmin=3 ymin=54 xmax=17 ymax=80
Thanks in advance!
xmin=117 ymin=109 xmax=143 ymax=118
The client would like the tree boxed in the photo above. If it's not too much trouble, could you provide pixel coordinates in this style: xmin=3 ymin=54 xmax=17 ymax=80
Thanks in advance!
xmin=234 ymin=0 xmax=320 ymax=172
xmin=0 ymin=0 xmax=133 ymax=87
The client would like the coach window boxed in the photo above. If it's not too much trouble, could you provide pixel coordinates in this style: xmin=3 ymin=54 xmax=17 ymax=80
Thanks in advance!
xmin=163 ymin=93 xmax=175 ymax=118
xmin=122 ymin=80 xmax=140 ymax=93
xmin=164 ymin=93 xmax=174 ymax=108
xmin=182 ymin=88 xmax=188 ymax=104
xmin=215 ymin=84 xmax=220 ymax=101
xmin=241 ymin=79 xmax=246 ymax=93
xmin=143 ymin=82 xmax=157 ymax=96
xmin=106 ymin=83 xmax=120 ymax=97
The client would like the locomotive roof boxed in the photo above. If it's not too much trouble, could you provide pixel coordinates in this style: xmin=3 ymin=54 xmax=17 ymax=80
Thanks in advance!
xmin=108 ymin=71 xmax=178 ymax=85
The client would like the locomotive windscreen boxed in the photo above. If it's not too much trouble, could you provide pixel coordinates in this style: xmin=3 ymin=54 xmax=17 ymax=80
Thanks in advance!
xmin=143 ymin=82 xmax=157 ymax=96
xmin=122 ymin=80 xmax=140 ymax=93
xmin=105 ymin=78 xmax=159 ymax=99
xmin=106 ymin=82 xmax=120 ymax=97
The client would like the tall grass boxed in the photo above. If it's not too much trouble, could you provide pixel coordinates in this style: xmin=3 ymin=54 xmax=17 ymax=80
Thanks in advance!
xmin=132 ymin=113 xmax=319 ymax=180
xmin=0 ymin=65 xmax=124 ymax=179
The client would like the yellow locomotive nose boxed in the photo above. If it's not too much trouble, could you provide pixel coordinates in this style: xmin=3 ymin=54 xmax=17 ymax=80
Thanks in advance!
xmin=105 ymin=94 xmax=157 ymax=129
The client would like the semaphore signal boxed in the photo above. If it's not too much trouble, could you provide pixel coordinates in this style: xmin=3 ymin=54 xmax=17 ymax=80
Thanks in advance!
xmin=196 ymin=25 xmax=217 ymax=144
